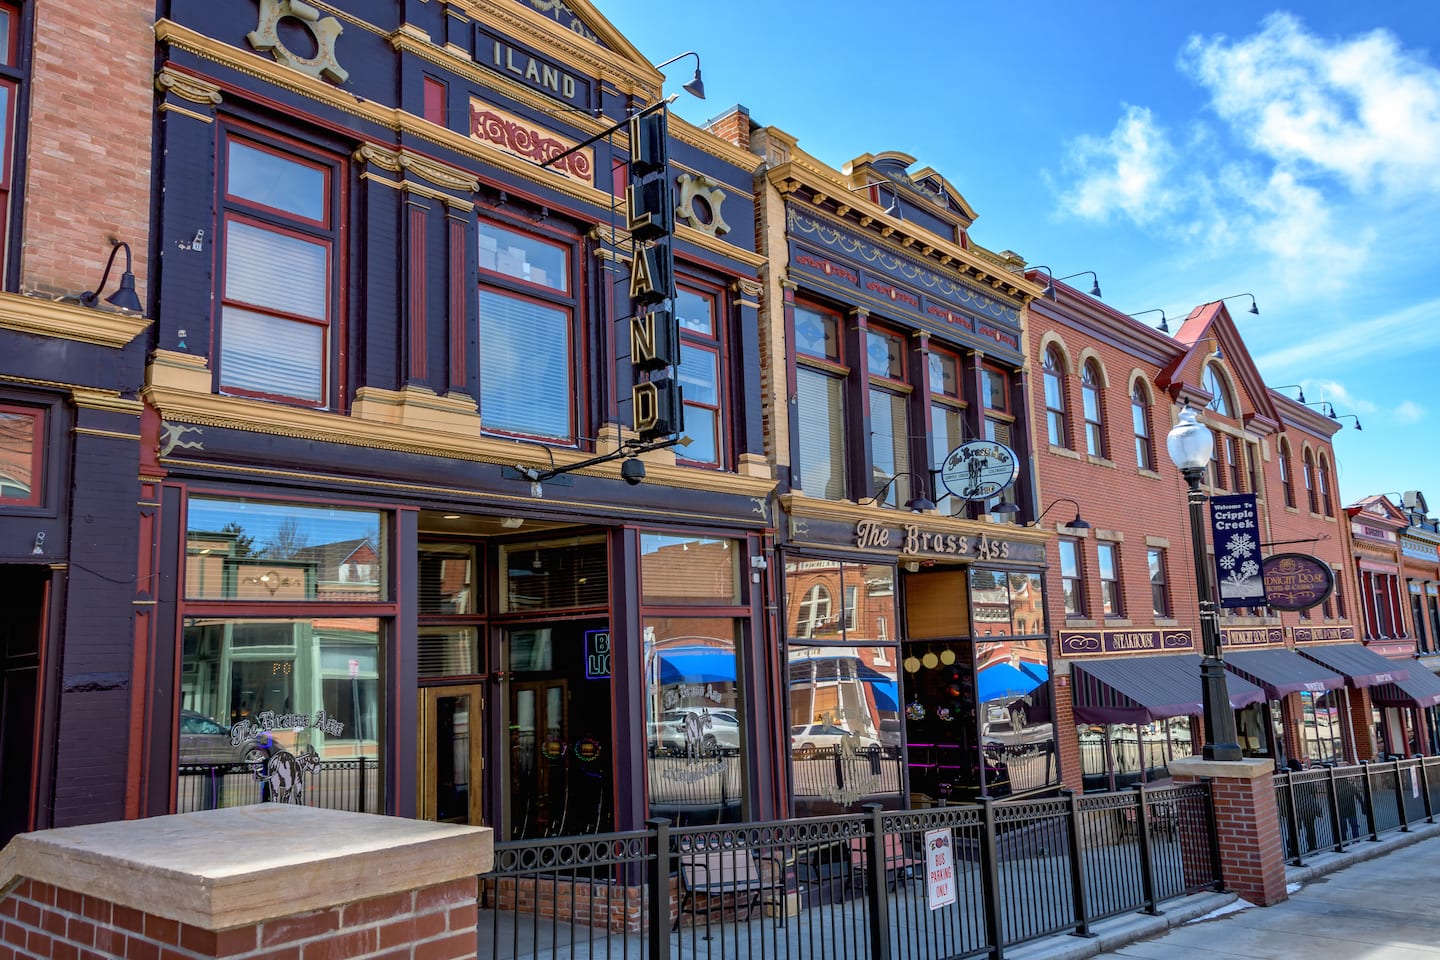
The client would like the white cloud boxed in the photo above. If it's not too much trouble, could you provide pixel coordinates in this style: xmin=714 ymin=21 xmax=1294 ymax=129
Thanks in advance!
xmin=1253 ymin=298 xmax=1440 ymax=371
xmin=1062 ymin=105 xmax=1180 ymax=225
xmin=1393 ymin=401 xmax=1426 ymax=424
xmin=1181 ymin=13 xmax=1440 ymax=198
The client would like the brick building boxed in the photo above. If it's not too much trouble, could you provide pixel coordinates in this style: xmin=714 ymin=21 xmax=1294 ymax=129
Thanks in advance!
xmin=0 ymin=0 xmax=153 ymax=846
xmin=1023 ymin=277 xmax=1374 ymax=791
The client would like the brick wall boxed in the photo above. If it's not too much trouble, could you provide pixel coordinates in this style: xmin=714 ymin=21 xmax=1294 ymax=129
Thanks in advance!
xmin=21 ymin=0 xmax=154 ymax=300
xmin=1170 ymin=762 xmax=1286 ymax=906
xmin=0 ymin=876 xmax=478 ymax=960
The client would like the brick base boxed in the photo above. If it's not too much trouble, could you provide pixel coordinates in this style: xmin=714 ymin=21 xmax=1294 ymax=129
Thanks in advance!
xmin=1169 ymin=757 xmax=1287 ymax=906
xmin=0 ymin=876 xmax=478 ymax=960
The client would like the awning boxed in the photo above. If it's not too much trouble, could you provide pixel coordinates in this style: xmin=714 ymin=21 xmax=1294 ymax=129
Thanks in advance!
xmin=1071 ymin=653 xmax=1265 ymax=725
xmin=1295 ymin=644 xmax=1410 ymax=688
xmin=1223 ymin=648 xmax=1346 ymax=699
xmin=657 ymin=646 xmax=736 ymax=685
xmin=1370 ymin=668 xmax=1440 ymax=709
xmin=871 ymin=681 xmax=899 ymax=712
xmin=976 ymin=661 xmax=1047 ymax=704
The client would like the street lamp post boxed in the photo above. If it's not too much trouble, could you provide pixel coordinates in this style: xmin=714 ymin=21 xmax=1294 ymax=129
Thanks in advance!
xmin=1166 ymin=405 xmax=1243 ymax=762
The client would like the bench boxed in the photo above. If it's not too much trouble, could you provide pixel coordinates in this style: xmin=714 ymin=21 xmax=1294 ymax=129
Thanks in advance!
xmin=848 ymin=834 xmax=920 ymax=889
xmin=674 ymin=847 xmax=786 ymax=929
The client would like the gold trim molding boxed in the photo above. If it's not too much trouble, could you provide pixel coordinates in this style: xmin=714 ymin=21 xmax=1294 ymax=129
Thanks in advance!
xmin=155 ymin=66 xmax=222 ymax=106
xmin=0 ymin=292 xmax=150 ymax=349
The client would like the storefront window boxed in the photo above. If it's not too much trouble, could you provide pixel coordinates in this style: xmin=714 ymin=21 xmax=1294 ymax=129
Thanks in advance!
xmin=640 ymin=534 xmax=741 ymax=605
xmin=499 ymin=535 xmax=607 ymax=612
xmin=177 ymin=616 xmax=382 ymax=813
xmin=0 ymin=403 xmax=43 ymax=505
xmin=185 ymin=498 xmax=385 ymax=601
xmin=1300 ymin=690 xmax=1345 ymax=762
xmin=1078 ymin=717 xmax=1193 ymax=792
xmin=644 ymin=620 xmax=744 ymax=824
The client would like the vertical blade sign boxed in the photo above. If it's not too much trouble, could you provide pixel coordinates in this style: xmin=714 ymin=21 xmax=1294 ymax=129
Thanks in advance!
xmin=627 ymin=108 xmax=682 ymax=442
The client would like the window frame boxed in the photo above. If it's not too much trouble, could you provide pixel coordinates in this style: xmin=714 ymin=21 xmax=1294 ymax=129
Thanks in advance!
xmin=0 ymin=401 xmax=44 ymax=507
xmin=1043 ymin=346 xmax=1067 ymax=448
xmin=1131 ymin=381 xmax=1153 ymax=470
xmin=866 ymin=323 xmax=911 ymax=506
xmin=1148 ymin=547 xmax=1171 ymax=618
xmin=674 ymin=281 xmax=727 ymax=469
xmin=476 ymin=216 xmax=581 ymax=444
xmin=1317 ymin=455 xmax=1333 ymax=516
xmin=216 ymin=129 xmax=344 ymax=409
xmin=0 ymin=1 xmax=25 ymax=287
xmin=1204 ymin=364 xmax=1233 ymax=418
xmin=1097 ymin=541 xmax=1123 ymax=617
xmin=1059 ymin=538 xmax=1086 ymax=618
xmin=1081 ymin=360 xmax=1106 ymax=458
xmin=793 ymin=299 xmax=849 ymax=501
xmin=1280 ymin=440 xmax=1296 ymax=508
xmin=1304 ymin=449 xmax=1318 ymax=513
xmin=927 ymin=346 xmax=966 ymax=517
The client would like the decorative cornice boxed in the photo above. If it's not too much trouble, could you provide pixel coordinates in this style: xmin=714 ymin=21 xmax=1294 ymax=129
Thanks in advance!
xmin=778 ymin=491 xmax=1049 ymax=543
xmin=353 ymin=143 xmax=479 ymax=194
xmin=71 ymin=388 xmax=144 ymax=415
xmin=155 ymin=66 xmax=222 ymax=106
xmin=0 ymin=292 xmax=149 ymax=349
xmin=142 ymin=375 xmax=774 ymax=500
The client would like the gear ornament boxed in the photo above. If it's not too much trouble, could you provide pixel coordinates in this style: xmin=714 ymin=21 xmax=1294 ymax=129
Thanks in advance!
xmin=674 ymin=173 xmax=731 ymax=238
xmin=248 ymin=0 xmax=349 ymax=85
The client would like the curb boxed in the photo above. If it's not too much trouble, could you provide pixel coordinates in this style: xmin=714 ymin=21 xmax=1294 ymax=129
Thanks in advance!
xmin=1283 ymin=819 xmax=1440 ymax=887
xmin=1006 ymin=890 xmax=1240 ymax=960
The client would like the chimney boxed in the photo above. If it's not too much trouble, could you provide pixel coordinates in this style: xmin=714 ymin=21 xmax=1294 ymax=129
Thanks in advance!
xmin=703 ymin=104 xmax=751 ymax=151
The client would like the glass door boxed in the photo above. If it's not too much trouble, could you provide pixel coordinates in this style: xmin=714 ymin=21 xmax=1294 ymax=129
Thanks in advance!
xmin=509 ymin=679 xmax=568 ymax=838
xmin=418 ymin=685 xmax=484 ymax=825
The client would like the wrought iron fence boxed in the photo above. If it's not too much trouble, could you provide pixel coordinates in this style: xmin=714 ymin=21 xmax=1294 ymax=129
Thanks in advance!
xmin=1275 ymin=756 xmax=1440 ymax=864
xmin=176 ymin=758 xmax=381 ymax=814
xmin=479 ymin=782 xmax=1216 ymax=960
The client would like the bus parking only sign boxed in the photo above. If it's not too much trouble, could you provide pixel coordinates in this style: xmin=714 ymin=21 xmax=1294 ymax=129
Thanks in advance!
xmin=925 ymin=828 xmax=957 ymax=909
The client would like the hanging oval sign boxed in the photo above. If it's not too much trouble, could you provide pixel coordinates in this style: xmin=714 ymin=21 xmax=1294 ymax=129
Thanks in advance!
xmin=938 ymin=440 xmax=1021 ymax=502
xmin=1260 ymin=553 xmax=1335 ymax=610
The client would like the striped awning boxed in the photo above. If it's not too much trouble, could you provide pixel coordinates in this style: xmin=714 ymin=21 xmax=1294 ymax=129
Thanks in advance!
xmin=1294 ymin=644 xmax=1410 ymax=688
xmin=1370 ymin=667 xmax=1440 ymax=709
xmin=1071 ymin=653 xmax=1266 ymax=725
xmin=1223 ymin=648 xmax=1346 ymax=699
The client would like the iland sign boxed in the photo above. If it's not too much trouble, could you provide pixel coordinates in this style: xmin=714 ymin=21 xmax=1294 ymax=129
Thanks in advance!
xmin=1260 ymin=553 xmax=1335 ymax=611
xmin=1210 ymin=494 xmax=1265 ymax=609
xmin=1059 ymin=629 xmax=1194 ymax=656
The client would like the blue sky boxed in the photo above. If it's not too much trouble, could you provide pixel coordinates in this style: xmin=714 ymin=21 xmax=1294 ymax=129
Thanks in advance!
xmin=596 ymin=1 xmax=1440 ymax=509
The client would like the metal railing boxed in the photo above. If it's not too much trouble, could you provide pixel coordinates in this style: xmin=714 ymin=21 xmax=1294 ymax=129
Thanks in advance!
xmin=1275 ymin=756 xmax=1440 ymax=865
xmin=176 ymin=758 xmax=381 ymax=814
xmin=479 ymin=782 xmax=1216 ymax=960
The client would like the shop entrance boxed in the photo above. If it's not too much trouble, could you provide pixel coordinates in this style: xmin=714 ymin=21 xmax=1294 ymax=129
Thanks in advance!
xmin=0 ymin=565 xmax=46 ymax=846
xmin=417 ymin=685 xmax=484 ymax=825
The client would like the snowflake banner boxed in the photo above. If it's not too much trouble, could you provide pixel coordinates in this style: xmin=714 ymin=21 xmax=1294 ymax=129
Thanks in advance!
xmin=1210 ymin=493 xmax=1266 ymax=608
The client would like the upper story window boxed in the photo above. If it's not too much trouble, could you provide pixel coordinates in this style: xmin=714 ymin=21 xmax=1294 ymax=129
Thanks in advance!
xmin=1148 ymin=547 xmax=1171 ymax=617
xmin=981 ymin=365 xmax=1011 ymax=446
xmin=675 ymin=284 xmax=725 ymax=468
xmin=1279 ymin=440 xmax=1296 ymax=508
xmin=1247 ymin=443 xmax=1262 ymax=495
xmin=1131 ymin=381 xmax=1153 ymax=470
xmin=1097 ymin=541 xmax=1122 ymax=617
xmin=1081 ymin=360 xmax=1106 ymax=457
xmin=1203 ymin=364 xmax=1233 ymax=418
xmin=478 ymin=219 xmax=577 ymax=442
xmin=1224 ymin=435 xmax=1242 ymax=491
xmin=1317 ymin=455 xmax=1334 ymax=516
xmin=794 ymin=301 xmax=847 ymax=500
xmin=1303 ymin=449 xmax=1318 ymax=513
xmin=1042 ymin=346 xmax=1067 ymax=447
xmin=867 ymin=326 xmax=911 ymax=506
xmin=0 ymin=3 xmax=21 ymax=285
xmin=1059 ymin=538 xmax=1086 ymax=617
xmin=1208 ymin=430 xmax=1223 ymax=489
xmin=796 ymin=583 xmax=833 ymax=638
xmin=0 ymin=402 xmax=42 ymax=506
xmin=928 ymin=348 xmax=965 ymax=517
xmin=218 ymin=133 xmax=340 ymax=408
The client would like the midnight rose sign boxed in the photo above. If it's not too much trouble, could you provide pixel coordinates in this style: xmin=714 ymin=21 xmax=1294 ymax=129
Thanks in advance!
xmin=1210 ymin=494 xmax=1265 ymax=609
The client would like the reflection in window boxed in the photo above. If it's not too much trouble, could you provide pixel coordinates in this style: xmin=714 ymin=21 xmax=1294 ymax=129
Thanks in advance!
xmin=176 ymin=617 xmax=382 ymax=813
xmin=500 ymin=536 xmax=607 ymax=613
xmin=640 ymin=534 xmax=741 ymax=605
xmin=185 ymin=498 xmax=384 ymax=602
xmin=788 ymin=644 xmax=900 ymax=817
xmin=1077 ymin=717 xmax=1193 ymax=792
xmin=0 ymin=404 xmax=42 ymax=505
xmin=644 ymin=621 xmax=744 ymax=824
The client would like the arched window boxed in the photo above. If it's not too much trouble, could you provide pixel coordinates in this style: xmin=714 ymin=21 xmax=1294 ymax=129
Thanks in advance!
xmin=1204 ymin=364 xmax=1233 ymax=418
xmin=797 ymin=584 xmax=832 ymax=638
xmin=1304 ymin=450 xmax=1318 ymax=513
xmin=1279 ymin=440 xmax=1296 ymax=508
xmin=1082 ymin=360 xmax=1106 ymax=457
xmin=1318 ymin=456 xmax=1334 ymax=516
xmin=1043 ymin=346 xmax=1067 ymax=447
xmin=1131 ymin=381 xmax=1154 ymax=470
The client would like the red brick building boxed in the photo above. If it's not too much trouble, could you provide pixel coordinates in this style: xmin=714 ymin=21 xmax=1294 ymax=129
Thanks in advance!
xmin=1024 ymin=279 xmax=1368 ymax=790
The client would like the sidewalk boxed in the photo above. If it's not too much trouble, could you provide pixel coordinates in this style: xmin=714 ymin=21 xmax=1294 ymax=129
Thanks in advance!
xmin=1011 ymin=821 xmax=1440 ymax=960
